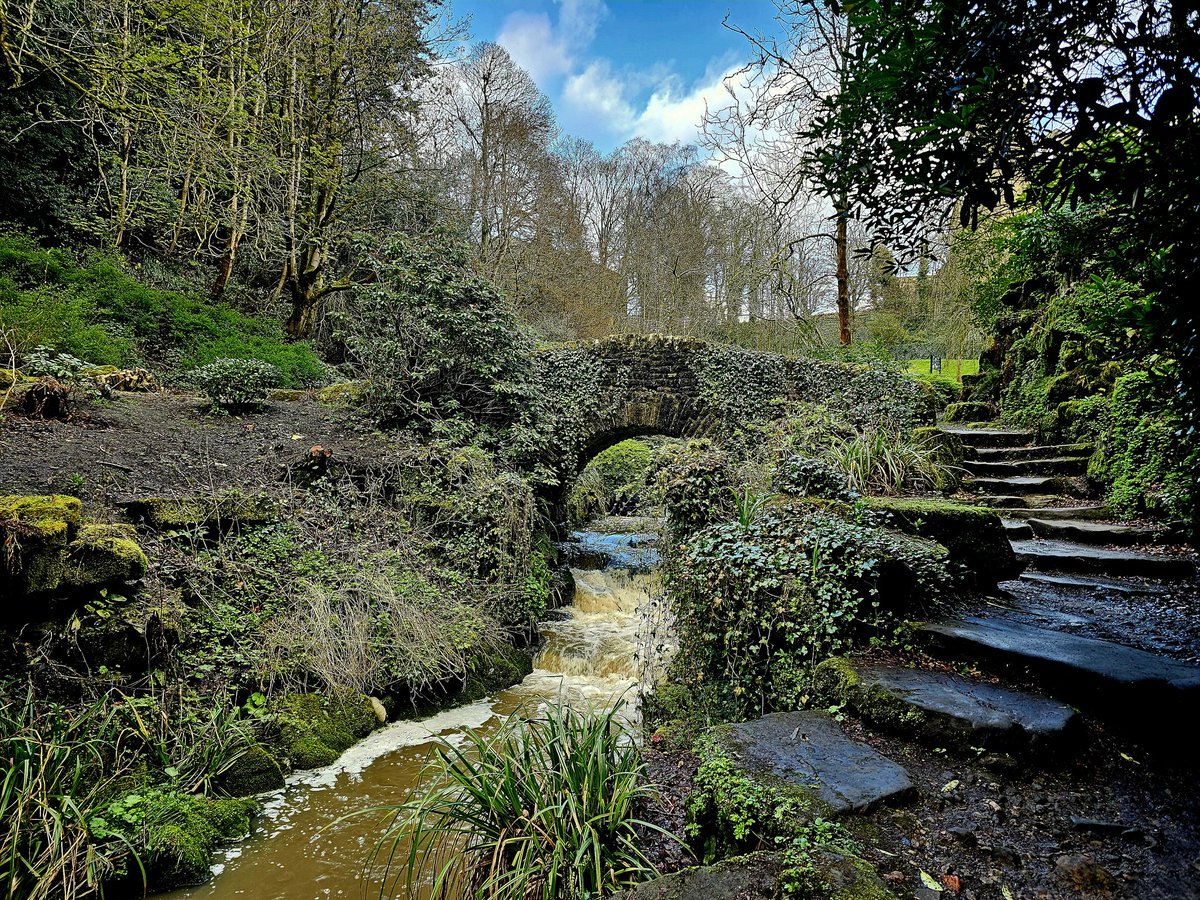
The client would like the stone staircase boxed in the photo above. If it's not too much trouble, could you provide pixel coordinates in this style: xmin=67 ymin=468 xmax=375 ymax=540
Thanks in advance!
xmin=921 ymin=423 xmax=1200 ymax=736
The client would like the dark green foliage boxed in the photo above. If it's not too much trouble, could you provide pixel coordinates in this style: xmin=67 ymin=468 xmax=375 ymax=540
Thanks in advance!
xmin=664 ymin=504 xmax=954 ymax=720
xmin=650 ymin=441 xmax=734 ymax=535
xmin=0 ymin=233 xmax=324 ymax=385
xmin=1093 ymin=372 xmax=1190 ymax=519
xmin=187 ymin=358 xmax=282 ymax=411
xmin=340 ymin=232 xmax=532 ymax=431
xmin=775 ymin=454 xmax=853 ymax=501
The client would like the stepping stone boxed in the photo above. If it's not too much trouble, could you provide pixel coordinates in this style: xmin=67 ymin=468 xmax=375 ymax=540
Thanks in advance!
xmin=971 ymin=443 xmax=1093 ymax=462
xmin=720 ymin=711 xmax=913 ymax=814
xmin=921 ymin=615 xmax=1200 ymax=726
xmin=1012 ymin=538 xmax=1196 ymax=580
xmin=968 ymin=476 xmax=1086 ymax=497
xmin=939 ymin=426 xmax=1034 ymax=448
xmin=1001 ymin=505 xmax=1111 ymax=521
xmin=1024 ymin=518 xmax=1165 ymax=546
xmin=964 ymin=457 xmax=1089 ymax=478
xmin=814 ymin=659 xmax=1079 ymax=753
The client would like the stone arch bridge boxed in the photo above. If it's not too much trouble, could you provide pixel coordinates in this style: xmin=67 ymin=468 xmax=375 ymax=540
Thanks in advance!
xmin=529 ymin=334 xmax=934 ymax=511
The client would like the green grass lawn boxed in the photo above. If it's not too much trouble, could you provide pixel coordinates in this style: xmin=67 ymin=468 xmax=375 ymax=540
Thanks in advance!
xmin=906 ymin=358 xmax=979 ymax=378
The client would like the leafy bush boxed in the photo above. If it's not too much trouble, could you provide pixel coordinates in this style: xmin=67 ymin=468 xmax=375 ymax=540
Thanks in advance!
xmin=340 ymin=232 xmax=532 ymax=430
xmin=0 ymin=232 xmax=324 ymax=385
xmin=187 ymin=358 xmax=282 ymax=411
xmin=665 ymin=505 xmax=954 ymax=719
xmin=649 ymin=441 xmax=734 ymax=535
xmin=372 ymin=699 xmax=669 ymax=899
xmin=775 ymin=454 xmax=853 ymax=500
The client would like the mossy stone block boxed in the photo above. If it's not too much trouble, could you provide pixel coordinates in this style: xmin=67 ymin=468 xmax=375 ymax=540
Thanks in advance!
xmin=861 ymin=496 xmax=1021 ymax=587
xmin=942 ymin=400 xmax=997 ymax=423
xmin=316 ymin=381 xmax=367 ymax=406
xmin=218 ymin=743 xmax=287 ymax=796
xmin=123 ymin=493 xmax=278 ymax=530
xmin=63 ymin=523 xmax=148 ymax=586
xmin=0 ymin=495 xmax=83 ymax=593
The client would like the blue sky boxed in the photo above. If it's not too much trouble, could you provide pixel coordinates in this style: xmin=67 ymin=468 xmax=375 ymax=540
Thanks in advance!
xmin=450 ymin=0 xmax=779 ymax=151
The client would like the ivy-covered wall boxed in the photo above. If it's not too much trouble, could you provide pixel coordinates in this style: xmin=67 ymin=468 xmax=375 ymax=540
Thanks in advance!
xmin=528 ymin=335 xmax=935 ymax=508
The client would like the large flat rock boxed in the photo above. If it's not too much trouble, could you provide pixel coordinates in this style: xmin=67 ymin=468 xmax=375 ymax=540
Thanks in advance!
xmin=968 ymin=475 xmax=1085 ymax=497
xmin=1012 ymin=538 xmax=1196 ymax=580
xmin=922 ymin=615 xmax=1200 ymax=724
xmin=851 ymin=663 xmax=1079 ymax=751
xmin=1000 ymin=504 xmax=1111 ymax=520
xmin=722 ymin=711 xmax=913 ymax=814
xmin=972 ymin=443 xmax=1093 ymax=462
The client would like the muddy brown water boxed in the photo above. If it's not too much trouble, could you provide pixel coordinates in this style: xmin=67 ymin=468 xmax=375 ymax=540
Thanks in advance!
xmin=161 ymin=524 xmax=664 ymax=900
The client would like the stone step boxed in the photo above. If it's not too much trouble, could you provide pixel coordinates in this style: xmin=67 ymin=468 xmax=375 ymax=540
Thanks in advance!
xmin=1002 ymin=519 xmax=1035 ymax=540
xmin=964 ymin=456 xmax=1089 ymax=478
xmin=719 ymin=711 xmax=914 ymax=814
xmin=1001 ymin=505 xmax=1111 ymax=520
xmin=970 ymin=443 xmax=1094 ymax=462
xmin=1017 ymin=571 xmax=1156 ymax=596
xmin=1023 ymin=518 xmax=1166 ymax=546
xmin=1012 ymin=538 xmax=1196 ymax=580
xmin=814 ymin=660 xmax=1080 ymax=754
xmin=967 ymin=475 xmax=1088 ymax=498
xmin=922 ymin=615 xmax=1200 ymax=728
xmin=939 ymin=425 xmax=1034 ymax=449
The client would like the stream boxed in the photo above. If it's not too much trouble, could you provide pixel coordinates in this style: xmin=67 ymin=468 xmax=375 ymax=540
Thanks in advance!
xmin=162 ymin=518 xmax=665 ymax=900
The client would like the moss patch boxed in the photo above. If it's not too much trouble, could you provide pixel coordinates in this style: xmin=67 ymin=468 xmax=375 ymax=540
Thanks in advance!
xmin=270 ymin=692 xmax=379 ymax=771
xmin=110 ymin=791 xmax=257 ymax=891
xmin=316 ymin=381 xmax=367 ymax=406
xmin=0 ymin=495 xmax=84 ymax=594
xmin=860 ymin=496 xmax=1020 ymax=587
xmin=63 ymin=523 xmax=148 ymax=586
xmin=123 ymin=492 xmax=278 ymax=530
xmin=218 ymin=744 xmax=286 ymax=796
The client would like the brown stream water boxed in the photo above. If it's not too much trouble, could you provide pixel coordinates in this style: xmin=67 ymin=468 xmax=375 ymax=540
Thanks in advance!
xmin=160 ymin=522 xmax=664 ymax=900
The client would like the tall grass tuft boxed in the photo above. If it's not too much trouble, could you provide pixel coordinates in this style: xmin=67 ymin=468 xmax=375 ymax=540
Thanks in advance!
xmin=1 ymin=691 xmax=139 ymax=900
xmin=370 ymin=699 xmax=672 ymax=899
xmin=828 ymin=427 xmax=957 ymax=495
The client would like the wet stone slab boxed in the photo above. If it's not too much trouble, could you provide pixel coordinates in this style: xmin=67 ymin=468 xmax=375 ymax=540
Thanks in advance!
xmin=722 ymin=711 xmax=914 ymax=814
xmin=854 ymin=663 xmax=1078 ymax=748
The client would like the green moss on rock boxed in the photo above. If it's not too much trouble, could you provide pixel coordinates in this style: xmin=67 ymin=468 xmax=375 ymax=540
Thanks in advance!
xmin=270 ymin=692 xmax=378 ymax=771
xmin=218 ymin=744 xmax=286 ymax=796
xmin=942 ymin=400 xmax=996 ymax=423
xmin=316 ymin=381 xmax=367 ymax=406
xmin=63 ymin=523 xmax=148 ymax=586
xmin=812 ymin=658 xmax=932 ymax=740
xmin=0 ymin=495 xmax=82 ymax=593
xmin=123 ymin=493 xmax=278 ymax=530
xmin=860 ymin=496 xmax=1021 ymax=587
xmin=139 ymin=792 xmax=257 ymax=890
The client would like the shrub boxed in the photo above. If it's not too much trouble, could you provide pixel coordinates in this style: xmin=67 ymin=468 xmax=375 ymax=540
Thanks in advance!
xmin=775 ymin=454 xmax=853 ymax=500
xmin=665 ymin=505 xmax=954 ymax=719
xmin=826 ymin=427 xmax=955 ymax=495
xmin=339 ymin=232 xmax=532 ymax=430
xmin=371 ymin=699 xmax=671 ymax=899
xmin=187 ymin=358 xmax=282 ymax=411
xmin=649 ymin=441 xmax=734 ymax=535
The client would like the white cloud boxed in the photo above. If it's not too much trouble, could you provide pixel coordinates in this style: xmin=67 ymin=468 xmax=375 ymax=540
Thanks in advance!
xmin=563 ymin=60 xmax=636 ymax=132
xmin=630 ymin=61 xmax=742 ymax=145
xmin=496 ymin=0 xmax=608 ymax=85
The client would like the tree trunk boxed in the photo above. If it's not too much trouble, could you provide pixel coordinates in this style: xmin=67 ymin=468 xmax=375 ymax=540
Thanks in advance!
xmin=285 ymin=278 xmax=319 ymax=337
xmin=835 ymin=205 xmax=852 ymax=345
